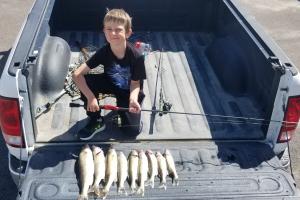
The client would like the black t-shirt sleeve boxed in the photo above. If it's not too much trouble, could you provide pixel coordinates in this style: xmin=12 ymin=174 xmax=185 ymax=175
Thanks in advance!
xmin=131 ymin=55 xmax=146 ymax=81
xmin=86 ymin=47 xmax=106 ymax=69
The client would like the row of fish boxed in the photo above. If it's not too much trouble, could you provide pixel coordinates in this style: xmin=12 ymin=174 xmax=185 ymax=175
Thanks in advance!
xmin=77 ymin=145 xmax=179 ymax=200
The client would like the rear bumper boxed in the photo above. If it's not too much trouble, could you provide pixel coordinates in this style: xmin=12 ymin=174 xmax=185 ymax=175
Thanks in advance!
xmin=8 ymin=153 xmax=27 ymax=186
xmin=17 ymin=142 xmax=300 ymax=199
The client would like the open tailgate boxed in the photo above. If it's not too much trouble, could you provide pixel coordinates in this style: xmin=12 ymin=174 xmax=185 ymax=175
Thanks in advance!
xmin=17 ymin=141 xmax=300 ymax=199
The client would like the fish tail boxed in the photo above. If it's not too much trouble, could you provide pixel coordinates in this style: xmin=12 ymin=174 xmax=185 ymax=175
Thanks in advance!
xmin=130 ymin=181 xmax=136 ymax=192
xmin=93 ymin=185 xmax=101 ymax=197
xmin=77 ymin=195 xmax=88 ymax=200
xmin=99 ymin=188 xmax=109 ymax=200
xmin=118 ymin=187 xmax=127 ymax=196
xmin=145 ymin=178 xmax=154 ymax=188
xmin=145 ymin=180 xmax=150 ymax=187
xmin=159 ymin=182 xmax=167 ymax=190
xmin=151 ymin=177 xmax=155 ymax=188
xmin=137 ymin=187 xmax=145 ymax=197
xmin=123 ymin=188 xmax=128 ymax=196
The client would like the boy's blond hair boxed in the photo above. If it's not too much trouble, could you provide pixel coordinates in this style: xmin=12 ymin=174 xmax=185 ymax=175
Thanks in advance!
xmin=103 ymin=9 xmax=132 ymax=33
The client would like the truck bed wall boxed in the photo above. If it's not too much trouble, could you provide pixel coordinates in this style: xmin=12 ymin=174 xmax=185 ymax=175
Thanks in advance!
xmin=29 ymin=0 xmax=281 ymax=139
xmin=49 ymin=0 xmax=218 ymax=32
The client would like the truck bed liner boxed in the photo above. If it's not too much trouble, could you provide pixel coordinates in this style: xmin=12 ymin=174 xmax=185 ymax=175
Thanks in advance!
xmin=36 ymin=31 xmax=265 ymax=142
xmin=18 ymin=142 xmax=299 ymax=199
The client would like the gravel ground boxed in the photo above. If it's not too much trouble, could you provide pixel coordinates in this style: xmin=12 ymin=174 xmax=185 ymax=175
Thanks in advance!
xmin=0 ymin=1 xmax=34 ymax=199
xmin=0 ymin=0 xmax=300 ymax=199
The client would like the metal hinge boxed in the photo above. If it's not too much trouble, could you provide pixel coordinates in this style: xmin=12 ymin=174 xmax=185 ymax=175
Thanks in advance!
xmin=22 ymin=50 xmax=39 ymax=76
xmin=269 ymin=56 xmax=285 ymax=75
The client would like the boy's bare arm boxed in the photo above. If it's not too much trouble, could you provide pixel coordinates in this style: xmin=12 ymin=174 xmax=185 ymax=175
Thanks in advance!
xmin=129 ymin=80 xmax=141 ymax=113
xmin=72 ymin=63 xmax=100 ymax=112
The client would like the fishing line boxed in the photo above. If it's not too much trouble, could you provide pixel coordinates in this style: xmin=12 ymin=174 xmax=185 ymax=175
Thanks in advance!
xmin=103 ymin=113 xmax=292 ymax=129
xmin=284 ymin=127 xmax=295 ymax=179
xmin=99 ymin=105 xmax=298 ymax=126
xmin=17 ymin=143 xmax=22 ymax=197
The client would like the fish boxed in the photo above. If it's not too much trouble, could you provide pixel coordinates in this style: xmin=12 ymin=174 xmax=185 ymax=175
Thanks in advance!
xmin=146 ymin=150 xmax=158 ymax=188
xmin=117 ymin=151 xmax=128 ymax=195
xmin=156 ymin=151 xmax=168 ymax=190
xmin=128 ymin=150 xmax=139 ymax=192
xmin=164 ymin=149 xmax=179 ymax=186
xmin=91 ymin=145 xmax=105 ymax=196
xmin=78 ymin=144 xmax=94 ymax=200
xmin=102 ymin=148 xmax=118 ymax=199
xmin=137 ymin=150 xmax=148 ymax=196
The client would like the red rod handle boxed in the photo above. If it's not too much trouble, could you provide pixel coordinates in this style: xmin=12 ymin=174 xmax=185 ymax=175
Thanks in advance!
xmin=100 ymin=104 xmax=129 ymax=111
xmin=100 ymin=105 xmax=119 ymax=110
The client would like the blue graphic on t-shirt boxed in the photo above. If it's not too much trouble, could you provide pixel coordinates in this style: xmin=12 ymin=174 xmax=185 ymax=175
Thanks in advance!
xmin=106 ymin=63 xmax=131 ymax=90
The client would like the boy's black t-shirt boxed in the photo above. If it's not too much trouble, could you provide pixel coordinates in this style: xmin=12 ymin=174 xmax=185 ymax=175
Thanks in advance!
xmin=86 ymin=42 xmax=146 ymax=90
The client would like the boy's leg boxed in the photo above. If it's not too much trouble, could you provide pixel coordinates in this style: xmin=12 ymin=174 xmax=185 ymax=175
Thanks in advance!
xmin=78 ymin=74 xmax=114 ymax=140
xmin=80 ymin=74 xmax=114 ymax=118
xmin=115 ymin=89 xmax=145 ymax=136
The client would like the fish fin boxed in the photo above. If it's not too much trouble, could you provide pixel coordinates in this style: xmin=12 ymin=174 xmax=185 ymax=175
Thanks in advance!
xmin=170 ymin=175 xmax=175 ymax=186
xmin=175 ymin=178 xmax=179 ymax=186
xmin=70 ymin=152 xmax=79 ymax=158
xmin=169 ymin=173 xmax=178 ymax=186
xmin=170 ymin=173 xmax=179 ymax=186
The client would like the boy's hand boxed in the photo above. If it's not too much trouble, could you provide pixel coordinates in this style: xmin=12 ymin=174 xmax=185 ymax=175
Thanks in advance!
xmin=129 ymin=99 xmax=141 ymax=113
xmin=87 ymin=96 xmax=100 ymax=112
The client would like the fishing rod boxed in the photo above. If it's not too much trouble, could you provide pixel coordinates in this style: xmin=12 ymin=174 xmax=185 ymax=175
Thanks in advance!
xmin=99 ymin=104 xmax=297 ymax=125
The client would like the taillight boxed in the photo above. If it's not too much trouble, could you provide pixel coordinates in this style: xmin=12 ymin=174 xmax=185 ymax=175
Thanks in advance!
xmin=277 ymin=96 xmax=300 ymax=143
xmin=0 ymin=96 xmax=24 ymax=147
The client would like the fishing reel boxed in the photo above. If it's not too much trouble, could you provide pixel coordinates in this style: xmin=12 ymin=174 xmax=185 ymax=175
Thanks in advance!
xmin=112 ymin=114 xmax=122 ymax=127
xmin=159 ymin=100 xmax=172 ymax=116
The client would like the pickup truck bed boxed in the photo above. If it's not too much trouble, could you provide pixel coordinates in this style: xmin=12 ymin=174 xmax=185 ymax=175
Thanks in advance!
xmin=36 ymin=31 xmax=265 ymax=142
xmin=18 ymin=142 xmax=298 ymax=199
xmin=4 ymin=0 xmax=299 ymax=199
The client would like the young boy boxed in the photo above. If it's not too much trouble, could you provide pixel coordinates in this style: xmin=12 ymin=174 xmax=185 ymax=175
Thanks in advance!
xmin=73 ymin=9 xmax=146 ymax=140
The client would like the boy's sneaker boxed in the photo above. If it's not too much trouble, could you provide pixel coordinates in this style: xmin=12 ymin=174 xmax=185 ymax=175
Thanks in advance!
xmin=78 ymin=117 xmax=106 ymax=140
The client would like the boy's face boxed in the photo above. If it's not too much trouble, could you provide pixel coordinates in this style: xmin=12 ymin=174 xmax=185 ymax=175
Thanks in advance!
xmin=103 ymin=21 xmax=132 ymax=46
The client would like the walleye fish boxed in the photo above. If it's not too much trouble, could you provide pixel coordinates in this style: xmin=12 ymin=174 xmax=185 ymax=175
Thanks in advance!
xmin=117 ymin=152 xmax=128 ymax=195
xmin=102 ymin=148 xmax=118 ymax=199
xmin=78 ymin=144 xmax=94 ymax=200
xmin=128 ymin=150 xmax=139 ymax=192
xmin=91 ymin=145 xmax=105 ymax=196
xmin=156 ymin=151 xmax=168 ymax=190
xmin=146 ymin=150 xmax=158 ymax=188
xmin=137 ymin=150 xmax=148 ymax=196
xmin=164 ymin=149 xmax=179 ymax=186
